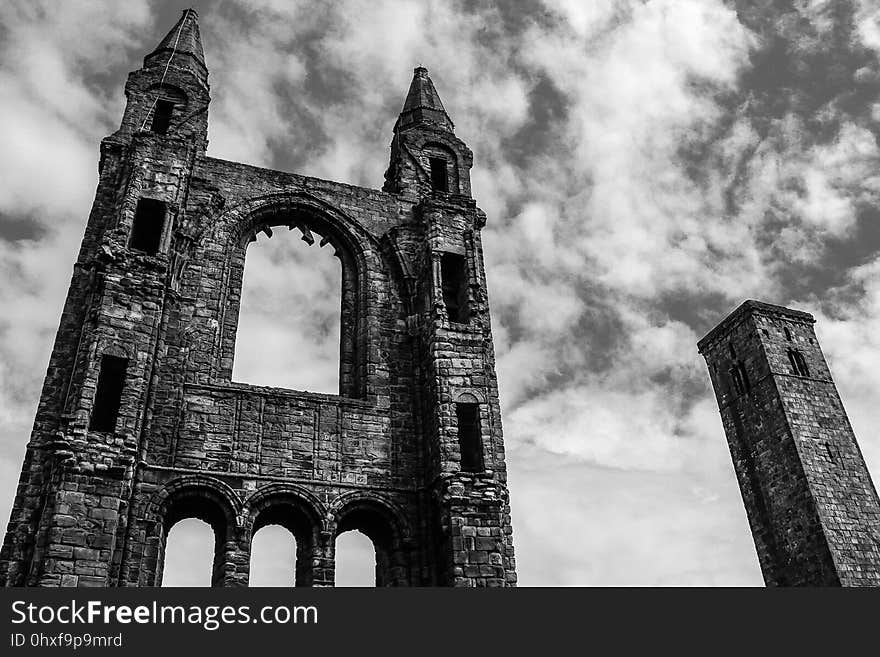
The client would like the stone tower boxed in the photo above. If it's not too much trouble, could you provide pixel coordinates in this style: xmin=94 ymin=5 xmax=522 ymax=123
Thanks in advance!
xmin=698 ymin=300 xmax=880 ymax=586
xmin=0 ymin=9 xmax=516 ymax=587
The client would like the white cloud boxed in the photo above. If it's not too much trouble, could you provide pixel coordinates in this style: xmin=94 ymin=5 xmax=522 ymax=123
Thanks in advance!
xmin=855 ymin=0 xmax=880 ymax=52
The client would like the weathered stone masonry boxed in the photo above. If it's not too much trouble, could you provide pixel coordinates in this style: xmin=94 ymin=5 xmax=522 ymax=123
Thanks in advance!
xmin=0 ymin=9 xmax=516 ymax=587
xmin=699 ymin=300 xmax=880 ymax=586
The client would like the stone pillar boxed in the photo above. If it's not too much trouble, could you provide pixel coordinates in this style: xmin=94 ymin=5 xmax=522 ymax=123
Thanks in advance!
xmin=375 ymin=545 xmax=391 ymax=587
xmin=294 ymin=537 xmax=314 ymax=587
xmin=378 ymin=538 xmax=412 ymax=587
xmin=215 ymin=525 xmax=250 ymax=587
xmin=311 ymin=530 xmax=335 ymax=587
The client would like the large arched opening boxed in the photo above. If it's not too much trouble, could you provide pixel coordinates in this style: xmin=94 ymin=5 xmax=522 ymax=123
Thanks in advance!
xmin=155 ymin=485 xmax=237 ymax=587
xmin=333 ymin=498 xmax=408 ymax=587
xmin=334 ymin=530 xmax=377 ymax=587
xmin=249 ymin=524 xmax=298 ymax=587
xmin=221 ymin=199 xmax=367 ymax=399
xmin=162 ymin=518 xmax=215 ymax=586
xmin=247 ymin=491 xmax=321 ymax=587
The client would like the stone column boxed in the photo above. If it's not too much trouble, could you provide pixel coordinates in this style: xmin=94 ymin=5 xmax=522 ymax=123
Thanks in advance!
xmin=294 ymin=536 xmax=314 ymax=587
xmin=311 ymin=529 xmax=335 ymax=587
xmin=214 ymin=525 xmax=250 ymax=587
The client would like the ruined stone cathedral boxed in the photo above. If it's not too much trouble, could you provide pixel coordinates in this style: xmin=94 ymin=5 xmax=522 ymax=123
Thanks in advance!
xmin=0 ymin=9 xmax=516 ymax=587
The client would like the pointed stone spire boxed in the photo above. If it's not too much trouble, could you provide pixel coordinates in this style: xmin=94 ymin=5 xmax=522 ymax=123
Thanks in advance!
xmin=397 ymin=66 xmax=454 ymax=133
xmin=144 ymin=8 xmax=206 ymax=76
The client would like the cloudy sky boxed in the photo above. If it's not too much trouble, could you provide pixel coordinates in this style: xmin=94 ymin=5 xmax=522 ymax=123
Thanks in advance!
xmin=3 ymin=0 xmax=880 ymax=586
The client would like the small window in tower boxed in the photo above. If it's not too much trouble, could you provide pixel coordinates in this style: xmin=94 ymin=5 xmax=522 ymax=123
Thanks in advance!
xmin=788 ymin=349 xmax=809 ymax=377
xmin=429 ymin=157 xmax=448 ymax=192
xmin=130 ymin=198 xmax=166 ymax=255
xmin=151 ymin=99 xmax=174 ymax=135
xmin=784 ymin=327 xmax=792 ymax=341
xmin=440 ymin=252 xmax=469 ymax=323
xmin=825 ymin=443 xmax=839 ymax=463
xmin=89 ymin=355 xmax=128 ymax=433
xmin=729 ymin=361 xmax=750 ymax=396
xmin=456 ymin=403 xmax=483 ymax=472
xmin=738 ymin=362 xmax=750 ymax=392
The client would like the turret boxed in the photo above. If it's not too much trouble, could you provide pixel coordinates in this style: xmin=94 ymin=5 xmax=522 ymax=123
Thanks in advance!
xmin=384 ymin=67 xmax=473 ymax=200
xmin=111 ymin=8 xmax=209 ymax=152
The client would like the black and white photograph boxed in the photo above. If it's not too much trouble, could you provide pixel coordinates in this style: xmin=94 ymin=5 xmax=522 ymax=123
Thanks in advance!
xmin=1 ymin=0 xmax=880 ymax=624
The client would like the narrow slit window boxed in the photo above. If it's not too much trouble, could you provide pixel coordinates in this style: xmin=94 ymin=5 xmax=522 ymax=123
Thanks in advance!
xmin=788 ymin=349 xmax=809 ymax=377
xmin=737 ymin=362 xmax=751 ymax=392
xmin=429 ymin=157 xmax=448 ymax=192
xmin=130 ymin=198 xmax=166 ymax=255
xmin=456 ymin=403 xmax=483 ymax=472
xmin=440 ymin=252 xmax=469 ymax=323
xmin=89 ymin=355 xmax=128 ymax=432
xmin=729 ymin=361 xmax=750 ymax=396
xmin=825 ymin=443 xmax=839 ymax=463
xmin=784 ymin=327 xmax=792 ymax=341
xmin=151 ymin=99 xmax=174 ymax=135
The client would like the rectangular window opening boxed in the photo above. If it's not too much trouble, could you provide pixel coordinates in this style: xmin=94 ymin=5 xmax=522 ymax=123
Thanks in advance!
xmin=151 ymin=99 xmax=174 ymax=135
xmin=440 ymin=252 xmax=469 ymax=323
xmin=130 ymin=198 xmax=166 ymax=255
xmin=429 ymin=157 xmax=448 ymax=192
xmin=89 ymin=355 xmax=128 ymax=433
xmin=456 ymin=403 xmax=484 ymax=473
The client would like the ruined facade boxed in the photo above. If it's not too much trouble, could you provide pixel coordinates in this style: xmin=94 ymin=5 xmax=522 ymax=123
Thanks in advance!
xmin=0 ymin=9 xmax=516 ymax=587
xmin=699 ymin=300 xmax=880 ymax=586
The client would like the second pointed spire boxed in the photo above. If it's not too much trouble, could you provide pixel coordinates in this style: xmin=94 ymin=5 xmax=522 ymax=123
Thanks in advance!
xmin=144 ymin=8 xmax=206 ymax=75
xmin=397 ymin=67 xmax=454 ymax=133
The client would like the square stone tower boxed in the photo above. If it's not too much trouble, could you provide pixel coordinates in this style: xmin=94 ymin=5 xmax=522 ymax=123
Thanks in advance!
xmin=698 ymin=300 xmax=880 ymax=586
xmin=0 ymin=9 xmax=516 ymax=587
